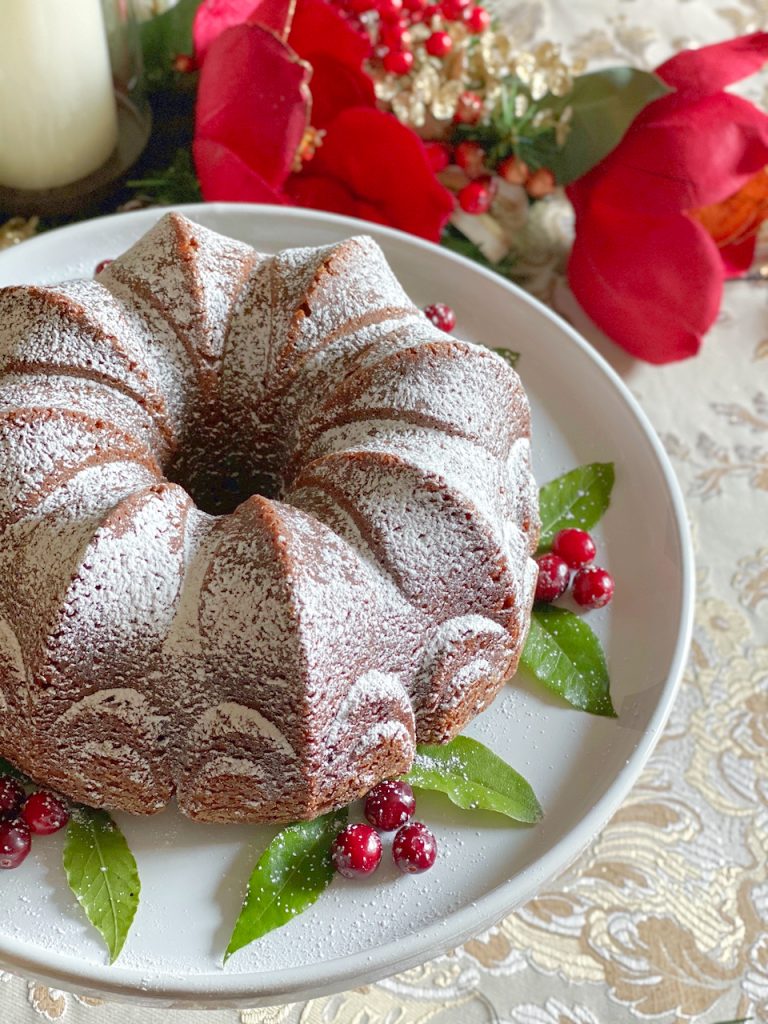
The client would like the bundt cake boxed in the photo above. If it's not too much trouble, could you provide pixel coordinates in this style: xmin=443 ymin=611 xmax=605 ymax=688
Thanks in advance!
xmin=0 ymin=212 xmax=539 ymax=824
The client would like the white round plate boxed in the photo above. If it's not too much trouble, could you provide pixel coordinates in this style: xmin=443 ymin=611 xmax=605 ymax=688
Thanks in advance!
xmin=0 ymin=204 xmax=693 ymax=1008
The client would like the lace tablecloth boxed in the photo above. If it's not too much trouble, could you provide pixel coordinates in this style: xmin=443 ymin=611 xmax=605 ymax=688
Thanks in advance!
xmin=2 ymin=1 xmax=768 ymax=1021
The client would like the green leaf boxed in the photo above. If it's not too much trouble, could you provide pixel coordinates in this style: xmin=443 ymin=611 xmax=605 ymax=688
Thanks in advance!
xmin=549 ymin=68 xmax=670 ymax=185
xmin=405 ymin=736 xmax=542 ymax=823
xmin=491 ymin=347 xmax=520 ymax=369
xmin=0 ymin=757 xmax=28 ymax=783
xmin=62 ymin=807 xmax=140 ymax=963
xmin=225 ymin=808 xmax=348 ymax=961
xmin=538 ymin=462 xmax=615 ymax=550
xmin=520 ymin=607 xmax=616 ymax=717
xmin=128 ymin=148 xmax=202 ymax=205
xmin=139 ymin=0 xmax=201 ymax=90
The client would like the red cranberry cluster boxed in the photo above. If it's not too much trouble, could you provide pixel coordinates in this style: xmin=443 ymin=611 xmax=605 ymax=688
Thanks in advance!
xmin=331 ymin=780 xmax=437 ymax=877
xmin=333 ymin=0 xmax=491 ymax=76
xmin=535 ymin=528 xmax=615 ymax=609
xmin=0 ymin=776 xmax=70 ymax=870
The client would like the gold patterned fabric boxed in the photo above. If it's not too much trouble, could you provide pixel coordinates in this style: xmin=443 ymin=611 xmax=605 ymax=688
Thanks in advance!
xmin=1 ymin=1 xmax=767 ymax=1020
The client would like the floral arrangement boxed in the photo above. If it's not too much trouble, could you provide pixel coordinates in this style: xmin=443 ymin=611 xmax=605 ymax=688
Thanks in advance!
xmin=128 ymin=1 xmax=768 ymax=364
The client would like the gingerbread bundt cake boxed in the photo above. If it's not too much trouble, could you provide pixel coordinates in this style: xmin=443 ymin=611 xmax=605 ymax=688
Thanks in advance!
xmin=0 ymin=212 xmax=539 ymax=824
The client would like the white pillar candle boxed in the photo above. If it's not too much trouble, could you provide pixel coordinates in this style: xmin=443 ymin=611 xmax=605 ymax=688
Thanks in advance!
xmin=0 ymin=0 xmax=119 ymax=190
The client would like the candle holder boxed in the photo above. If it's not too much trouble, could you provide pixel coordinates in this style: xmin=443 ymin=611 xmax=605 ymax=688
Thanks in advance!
xmin=0 ymin=0 xmax=152 ymax=218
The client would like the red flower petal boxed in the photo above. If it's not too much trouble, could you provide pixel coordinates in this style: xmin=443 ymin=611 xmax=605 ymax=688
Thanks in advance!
xmin=194 ymin=24 xmax=310 ymax=196
xmin=719 ymin=235 xmax=758 ymax=277
xmin=286 ymin=174 xmax=372 ymax=220
xmin=193 ymin=138 xmax=288 ymax=203
xmin=193 ymin=0 xmax=294 ymax=61
xmin=656 ymin=31 xmax=768 ymax=96
xmin=285 ymin=108 xmax=454 ymax=240
xmin=570 ymin=92 xmax=768 ymax=216
xmin=567 ymin=205 xmax=723 ymax=363
xmin=288 ymin=0 xmax=375 ymax=128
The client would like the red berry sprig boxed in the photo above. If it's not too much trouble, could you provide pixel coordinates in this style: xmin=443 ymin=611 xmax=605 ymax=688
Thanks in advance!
xmin=535 ymin=528 xmax=615 ymax=610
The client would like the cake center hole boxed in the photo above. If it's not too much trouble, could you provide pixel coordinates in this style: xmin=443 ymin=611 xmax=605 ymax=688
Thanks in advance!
xmin=164 ymin=445 xmax=281 ymax=516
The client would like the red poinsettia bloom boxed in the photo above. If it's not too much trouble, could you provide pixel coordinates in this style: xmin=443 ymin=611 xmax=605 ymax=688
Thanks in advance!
xmin=192 ymin=0 xmax=453 ymax=240
xmin=567 ymin=33 xmax=768 ymax=363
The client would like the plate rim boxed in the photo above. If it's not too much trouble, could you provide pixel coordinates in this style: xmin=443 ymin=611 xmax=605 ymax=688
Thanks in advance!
xmin=0 ymin=202 xmax=695 ymax=1007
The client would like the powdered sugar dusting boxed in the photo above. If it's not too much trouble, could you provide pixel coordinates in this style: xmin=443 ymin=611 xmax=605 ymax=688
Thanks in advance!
xmin=0 ymin=211 xmax=539 ymax=823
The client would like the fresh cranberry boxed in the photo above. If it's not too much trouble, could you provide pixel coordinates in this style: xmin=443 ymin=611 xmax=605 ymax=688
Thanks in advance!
xmin=497 ymin=154 xmax=529 ymax=185
xmin=415 ymin=3 xmax=442 ymax=19
xmin=379 ymin=19 xmax=409 ymax=48
xmin=458 ymin=178 xmax=493 ymax=214
xmin=454 ymin=139 xmax=485 ymax=177
xmin=424 ymin=302 xmax=456 ymax=332
xmin=425 ymin=30 xmax=452 ymax=57
xmin=572 ymin=566 xmax=615 ymax=609
xmin=552 ymin=528 xmax=596 ymax=568
xmin=365 ymin=780 xmax=416 ymax=831
xmin=332 ymin=824 xmax=383 ymax=878
xmin=377 ymin=0 xmax=403 ymax=18
xmin=425 ymin=141 xmax=451 ymax=172
xmin=534 ymin=553 xmax=570 ymax=603
xmin=465 ymin=5 xmax=490 ymax=31
xmin=404 ymin=0 xmax=429 ymax=10
xmin=94 ymin=258 xmax=113 ymax=275
xmin=22 ymin=792 xmax=70 ymax=835
xmin=454 ymin=90 xmax=484 ymax=125
xmin=383 ymin=49 xmax=414 ymax=74
xmin=0 ymin=777 xmax=25 ymax=821
xmin=0 ymin=820 xmax=31 ymax=869
xmin=392 ymin=821 xmax=437 ymax=873
xmin=441 ymin=0 xmax=468 ymax=18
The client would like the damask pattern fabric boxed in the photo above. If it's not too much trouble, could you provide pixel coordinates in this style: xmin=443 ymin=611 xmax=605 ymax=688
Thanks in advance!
xmin=1 ymin=0 xmax=767 ymax=1020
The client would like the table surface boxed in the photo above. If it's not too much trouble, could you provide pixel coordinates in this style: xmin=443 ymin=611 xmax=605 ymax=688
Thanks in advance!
xmin=1 ymin=1 xmax=767 ymax=1021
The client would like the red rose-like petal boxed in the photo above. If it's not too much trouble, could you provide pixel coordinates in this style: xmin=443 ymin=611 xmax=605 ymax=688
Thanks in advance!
xmin=719 ymin=234 xmax=759 ymax=277
xmin=194 ymin=24 xmax=310 ymax=199
xmin=572 ymin=92 xmax=768 ymax=218
xmin=193 ymin=139 xmax=288 ymax=203
xmin=656 ymin=31 xmax=768 ymax=97
xmin=286 ymin=108 xmax=454 ymax=240
xmin=288 ymin=0 xmax=375 ymax=129
xmin=567 ymin=204 xmax=724 ymax=363
xmin=193 ymin=0 xmax=295 ymax=61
